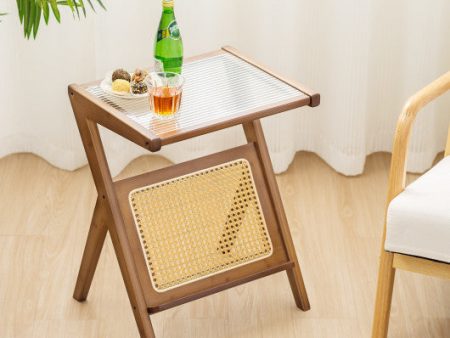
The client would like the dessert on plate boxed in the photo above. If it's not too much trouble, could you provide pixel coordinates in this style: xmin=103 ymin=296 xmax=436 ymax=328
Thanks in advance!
xmin=111 ymin=79 xmax=131 ymax=93
xmin=131 ymin=69 xmax=149 ymax=94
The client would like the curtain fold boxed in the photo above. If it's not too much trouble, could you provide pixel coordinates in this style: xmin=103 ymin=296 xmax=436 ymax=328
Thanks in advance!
xmin=1 ymin=0 xmax=449 ymax=176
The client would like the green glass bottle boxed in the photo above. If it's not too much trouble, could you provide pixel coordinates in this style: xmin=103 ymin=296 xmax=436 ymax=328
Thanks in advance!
xmin=154 ymin=0 xmax=183 ymax=74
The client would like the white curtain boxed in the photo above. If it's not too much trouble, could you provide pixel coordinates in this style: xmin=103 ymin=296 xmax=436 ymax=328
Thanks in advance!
xmin=1 ymin=0 xmax=449 ymax=177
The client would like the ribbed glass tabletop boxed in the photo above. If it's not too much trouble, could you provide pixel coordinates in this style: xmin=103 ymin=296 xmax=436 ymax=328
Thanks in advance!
xmin=87 ymin=53 xmax=306 ymax=138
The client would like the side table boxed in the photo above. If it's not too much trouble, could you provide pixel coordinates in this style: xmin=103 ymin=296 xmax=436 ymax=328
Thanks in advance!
xmin=69 ymin=46 xmax=320 ymax=338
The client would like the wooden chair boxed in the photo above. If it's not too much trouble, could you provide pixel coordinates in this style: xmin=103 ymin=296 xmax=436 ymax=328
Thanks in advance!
xmin=372 ymin=71 xmax=450 ymax=338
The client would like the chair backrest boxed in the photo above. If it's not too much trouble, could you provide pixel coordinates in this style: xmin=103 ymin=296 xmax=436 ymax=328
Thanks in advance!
xmin=388 ymin=71 xmax=450 ymax=203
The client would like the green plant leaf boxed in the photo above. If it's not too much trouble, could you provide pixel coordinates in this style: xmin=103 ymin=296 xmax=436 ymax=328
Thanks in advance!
xmin=49 ymin=0 xmax=61 ymax=23
xmin=0 ymin=12 xmax=6 ymax=23
xmin=57 ymin=0 xmax=78 ymax=18
xmin=23 ymin=0 xmax=30 ymax=37
xmin=33 ymin=5 xmax=42 ymax=38
xmin=42 ymin=1 xmax=50 ymax=24
xmin=16 ymin=0 xmax=24 ymax=23
xmin=65 ymin=0 xmax=76 ymax=17
xmin=86 ymin=0 xmax=95 ymax=12
xmin=74 ymin=3 xmax=80 ymax=18
xmin=76 ymin=0 xmax=86 ymax=17
xmin=66 ymin=0 xmax=75 ymax=13
xmin=26 ymin=0 xmax=37 ymax=38
xmin=15 ymin=0 xmax=106 ymax=38
xmin=95 ymin=0 xmax=105 ymax=11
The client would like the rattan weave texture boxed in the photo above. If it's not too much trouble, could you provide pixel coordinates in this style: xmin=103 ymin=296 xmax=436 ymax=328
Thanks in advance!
xmin=129 ymin=159 xmax=273 ymax=292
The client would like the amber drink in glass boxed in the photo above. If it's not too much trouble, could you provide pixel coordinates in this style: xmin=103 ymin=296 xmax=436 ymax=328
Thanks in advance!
xmin=146 ymin=72 xmax=184 ymax=119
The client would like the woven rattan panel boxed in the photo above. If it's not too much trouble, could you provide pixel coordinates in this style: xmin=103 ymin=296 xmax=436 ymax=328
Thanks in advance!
xmin=87 ymin=53 xmax=306 ymax=137
xmin=129 ymin=159 xmax=273 ymax=292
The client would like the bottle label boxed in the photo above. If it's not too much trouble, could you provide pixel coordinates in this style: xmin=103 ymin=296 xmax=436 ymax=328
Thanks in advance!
xmin=157 ymin=21 xmax=181 ymax=42
xmin=155 ymin=56 xmax=183 ymax=70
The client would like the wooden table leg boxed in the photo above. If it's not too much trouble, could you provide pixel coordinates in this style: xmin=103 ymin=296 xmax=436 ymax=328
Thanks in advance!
xmin=73 ymin=197 xmax=108 ymax=301
xmin=243 ymin=120 xmax=310 ymax=311
xmin=85 ymin=120 xmax=155 ymax=338
xmin=70 ymin=93 xmax=156 ymax=337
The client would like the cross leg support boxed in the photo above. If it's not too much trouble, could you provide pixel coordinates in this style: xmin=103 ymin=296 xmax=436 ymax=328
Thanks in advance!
xmin=243 ymin=120 xmax=310 ymax=311
xmin=70 ymin=91 xmax=155 ymax=337
xmin=73 ymin=197 xmax=109 ymax=301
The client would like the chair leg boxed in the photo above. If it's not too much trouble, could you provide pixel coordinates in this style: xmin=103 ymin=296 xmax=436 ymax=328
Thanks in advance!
xmin=73 ymin=197 xmax=109 ymax=301
xmin=372 ymin=250 xmax=396 ymax=338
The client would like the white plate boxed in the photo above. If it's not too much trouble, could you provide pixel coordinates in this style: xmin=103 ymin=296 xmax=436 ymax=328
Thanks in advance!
xmin=100 ymin=71 xmax=148 ymax=99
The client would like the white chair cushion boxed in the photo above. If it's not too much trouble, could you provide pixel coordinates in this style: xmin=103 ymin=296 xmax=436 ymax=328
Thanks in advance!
xmin=385 ymin=156 xmax=450 ymax=263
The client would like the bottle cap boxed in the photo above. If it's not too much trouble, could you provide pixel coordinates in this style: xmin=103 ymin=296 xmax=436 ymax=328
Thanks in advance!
xmin=163 ymin=0 xmax=174 ymax=7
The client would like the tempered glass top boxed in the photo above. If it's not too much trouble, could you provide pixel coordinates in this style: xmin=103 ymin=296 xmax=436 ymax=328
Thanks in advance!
xmin=87 ymin=53 xmax=306 ymax=138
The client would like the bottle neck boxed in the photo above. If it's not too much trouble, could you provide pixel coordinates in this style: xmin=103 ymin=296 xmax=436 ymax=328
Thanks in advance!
xmin=162 ymin=2 xmax=174 ymax=15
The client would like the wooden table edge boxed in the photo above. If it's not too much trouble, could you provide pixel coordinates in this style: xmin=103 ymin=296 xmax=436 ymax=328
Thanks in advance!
xmin=222 ymin=46 xmax=321 ymax=107
xmin=68 ymin=46 xmax=320 ymax=152
xmin=159 ymin=95 xmax=311 ymax=146
xmin=68 ymin=83 xmax=162 ymax=152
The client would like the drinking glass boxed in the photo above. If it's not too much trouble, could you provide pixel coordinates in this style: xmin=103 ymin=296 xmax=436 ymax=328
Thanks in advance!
xmin=146 ymin=72 xmax=184 ymax=119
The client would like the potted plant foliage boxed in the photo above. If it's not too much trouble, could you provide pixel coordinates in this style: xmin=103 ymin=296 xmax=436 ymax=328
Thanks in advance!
xmin=1 ymin=0 xmax=105 ymax=38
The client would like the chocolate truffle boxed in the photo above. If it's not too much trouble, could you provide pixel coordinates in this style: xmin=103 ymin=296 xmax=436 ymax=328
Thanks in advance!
xmin=112 ymin=69 xmax=131 ymax=82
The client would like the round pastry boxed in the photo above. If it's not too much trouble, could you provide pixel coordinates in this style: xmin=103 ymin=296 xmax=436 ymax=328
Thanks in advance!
xmin=132 ymin=69 xmax=148 ymax=83
xmin=130 ymin=81 xmax=148 ymax=94
xmin=112 ymin=79 xmax=131 ymax=93
xmin=112 ymin=69 xmax=131 ymax=82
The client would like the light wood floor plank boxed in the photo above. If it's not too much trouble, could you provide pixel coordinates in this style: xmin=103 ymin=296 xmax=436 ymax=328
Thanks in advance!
xmin=0 ymin=152 xmax=449 ymax=338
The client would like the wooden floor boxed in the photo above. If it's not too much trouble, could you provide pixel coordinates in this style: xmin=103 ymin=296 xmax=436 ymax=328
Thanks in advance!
xmin=0 ymin=152 xmax=449 ymax=338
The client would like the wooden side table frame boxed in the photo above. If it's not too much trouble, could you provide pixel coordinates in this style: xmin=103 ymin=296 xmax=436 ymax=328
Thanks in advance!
xmin=68 ymin=46 xmax=320 ymax=338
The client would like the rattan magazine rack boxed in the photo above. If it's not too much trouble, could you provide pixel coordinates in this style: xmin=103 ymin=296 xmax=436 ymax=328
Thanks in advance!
xmin=69 ymin=46 xmax=320 ymax=338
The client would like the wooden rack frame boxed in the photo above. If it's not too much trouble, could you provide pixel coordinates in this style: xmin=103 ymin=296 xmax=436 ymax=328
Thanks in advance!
xmin=69 ymin=46 xmax=320 ymax=337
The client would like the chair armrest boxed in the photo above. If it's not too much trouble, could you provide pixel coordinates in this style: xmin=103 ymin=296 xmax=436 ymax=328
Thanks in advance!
xmin=387 ymin=71 xmax=450 ymax=203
